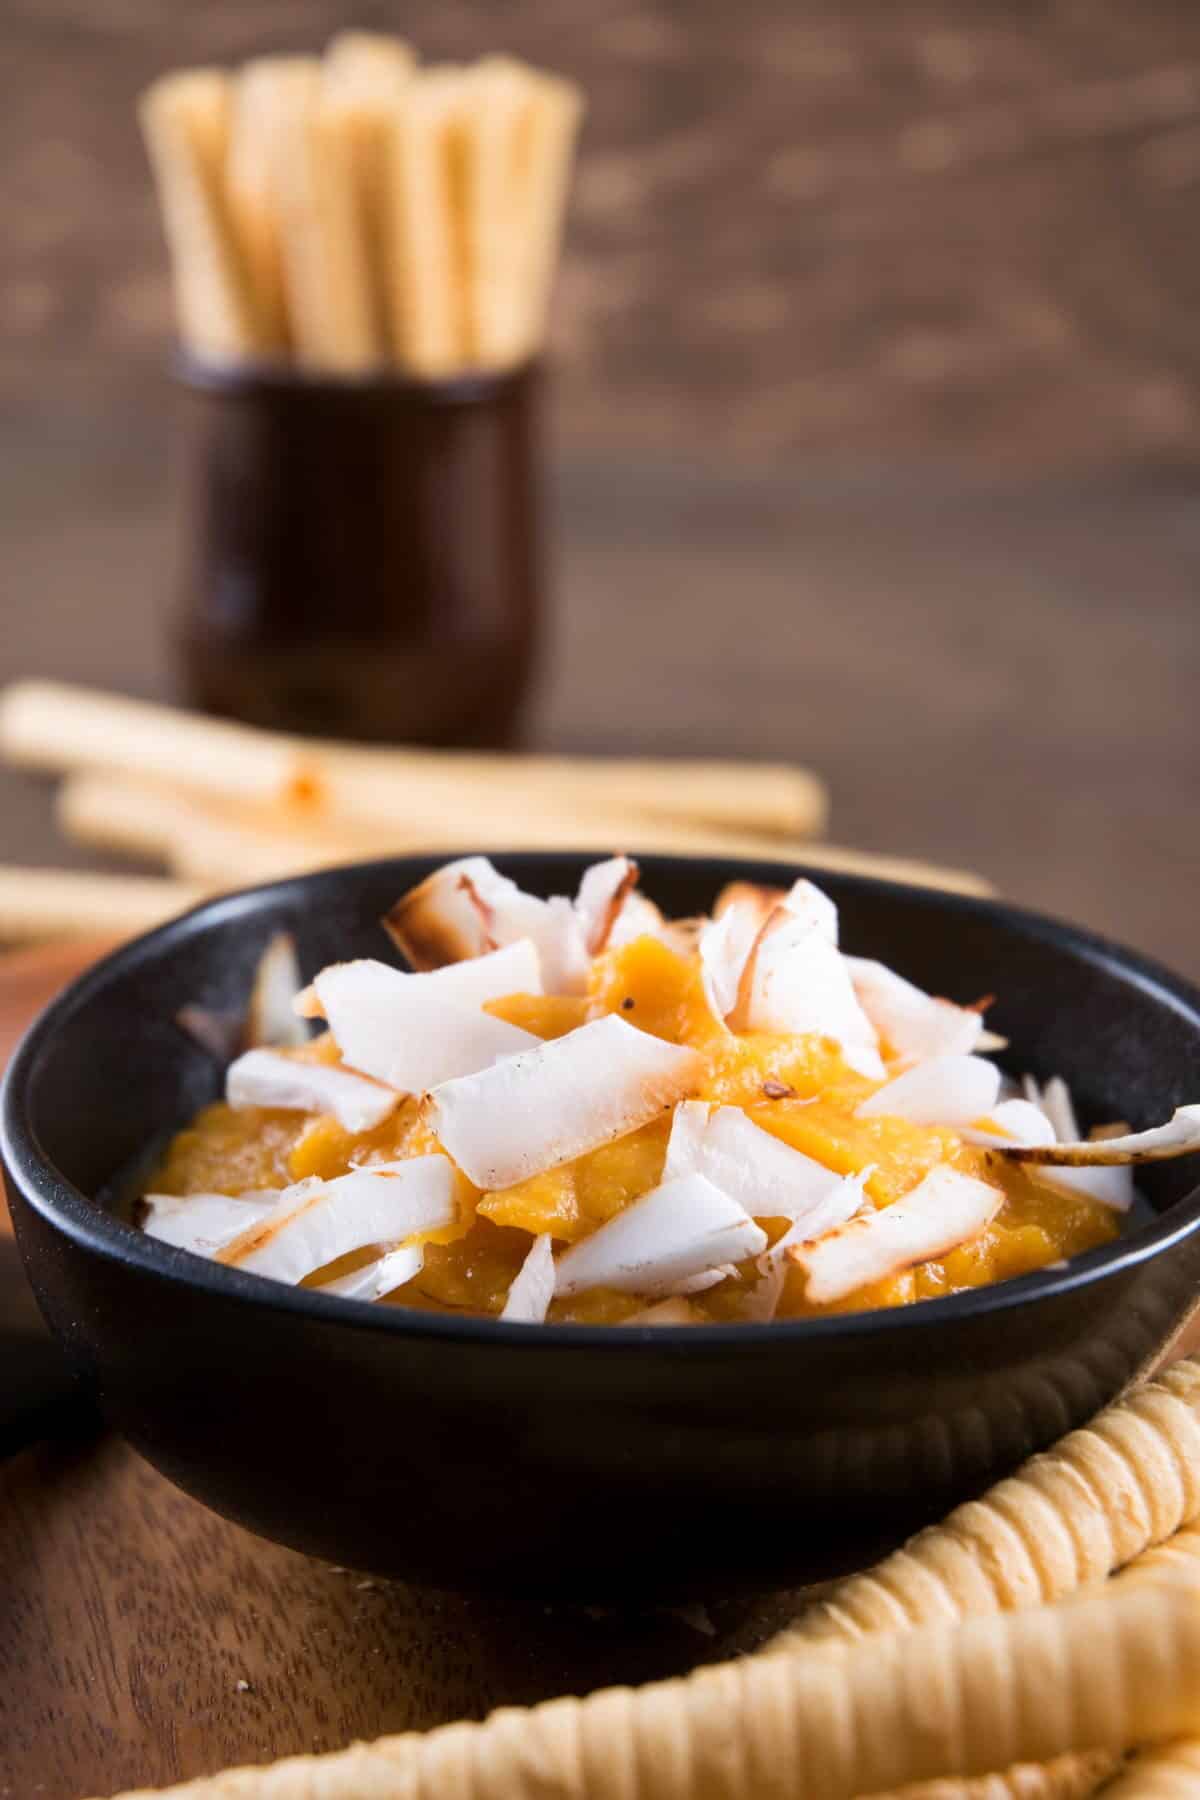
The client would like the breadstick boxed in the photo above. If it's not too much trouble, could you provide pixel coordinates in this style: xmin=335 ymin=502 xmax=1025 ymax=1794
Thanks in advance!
xmin=0 ymin=682 xmax=321 ymax=811
xmin=321 ymin=32 xmax=415 ymax=352
xmin=0 ymin=682 xmax=828 ymax=839
xmin=510 ymin=69 xmax=583 ymax=359
xmin=95 ymin=1577 xmax=1200 ymax=1800
xmin=138 ymin=70 xmax=263 ymax=360
xmin=772 ymin=1359 xmax=1200 ymax=1653
xmin=381 ymin=67 xmax=472 ymax=373
xmin=263 ymin=58 xmax=381 ymax=370
xmin=0 ymin=867 xmax=206 ymax=944
xmin=57 ymin=772 xmax=367 ymax=887
xmin=1099 ymin=1742 xmax=1200 ymax=1798
xmin=226 ymin=60 xmax=313 ymax=350
xmin=458 ymin=57 xmax=538 ymax=365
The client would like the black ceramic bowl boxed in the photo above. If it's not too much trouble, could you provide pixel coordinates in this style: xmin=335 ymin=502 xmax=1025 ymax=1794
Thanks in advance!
xmin=5 ymin=854 xmax=1200 ymax=1600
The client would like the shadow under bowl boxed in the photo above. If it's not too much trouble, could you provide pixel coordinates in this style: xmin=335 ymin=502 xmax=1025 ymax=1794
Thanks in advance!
xmin=4 ymin=853 xmax=1200 ymax=1600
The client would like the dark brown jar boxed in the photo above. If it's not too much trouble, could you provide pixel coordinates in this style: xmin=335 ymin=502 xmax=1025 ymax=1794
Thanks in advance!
xmin=172 ymin=356 xmax=543 ymax=747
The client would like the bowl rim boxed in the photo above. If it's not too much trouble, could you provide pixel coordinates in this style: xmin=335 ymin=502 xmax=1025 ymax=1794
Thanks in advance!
xmin=5 ymin=850 xmax=1200 ymax=1351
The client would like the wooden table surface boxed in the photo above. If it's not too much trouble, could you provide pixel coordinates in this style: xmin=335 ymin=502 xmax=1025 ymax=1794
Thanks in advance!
xmin=1 ymin=444 xmax=1199 ymax=1797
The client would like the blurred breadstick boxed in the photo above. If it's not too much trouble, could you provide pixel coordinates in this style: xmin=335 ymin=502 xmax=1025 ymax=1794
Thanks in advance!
xmin=226 ymin=59 xmax=316 ymax=351
xmin=138 ymin=70 xmax=262 ymax=360
xmin=264 ymin=58 xmax=381 ymax=370
xmin=381 ymin=67 xmax=471 ymax=373
xmin=96 ymin=1577 xmax=1200 ymax=1800
xmin=458 ymin=57 xmax=538 ymax=365
xmin=511 ymin=69 xmax=583 ymax=359
xmin=0 ymin=867 xmax=205 ymax=945
xmin=322 ymin=32 xmax=415 ymax=350
xmin=0 ymin=682 xmax=322 ymax=811
xmin=57 ymin=772 xmax=367 ymax=887
xmin=0 ymin=681 xmax=827 ymax=839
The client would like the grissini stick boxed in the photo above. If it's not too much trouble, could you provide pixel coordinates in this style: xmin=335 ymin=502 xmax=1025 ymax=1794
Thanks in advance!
xmin=1098 ymin=1741 xmax=1200 ymax=1798
xmin=268 ymin=59 xmax=381 ymax=370
xmin=0 ymin=682 xmax=830 ymax=839
xmin=511 ymin=69 xmax=583 ymax=360
xmin=138 ymin=70 xmax=264 ymax=360
xmin=93 ymin=1576 xmax=1200 ymax=1800
xmin=321 ymin=32 xmax=415 ymax=351
xmin=774 ymin=1358 xmax=1200 ymax=1650
xmin=0 ymin=868 xmax=206 ymax=945
xmin=458 ymin=57 xmax=538 ymax=366
xmin=381 ymin=67 xmax=472 ymax=374
xmin=55 ymin=767 xmax=988 ymax=896
xmin=226 ymin=59 xmax=317 ymax=352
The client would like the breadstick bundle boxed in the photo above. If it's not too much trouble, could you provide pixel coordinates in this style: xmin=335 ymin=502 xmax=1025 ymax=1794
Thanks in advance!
xmin=99 ymin=1357 xmax=1200 ymax=1800
xmin=139 ymin=34 xmax=582 ymax=376
xmin=0 ymin=678 xmax=997 ymax=944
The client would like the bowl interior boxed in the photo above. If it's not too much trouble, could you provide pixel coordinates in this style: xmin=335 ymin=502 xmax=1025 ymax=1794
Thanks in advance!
xmin=12 ymin=852 xmax=1200 ymax=1258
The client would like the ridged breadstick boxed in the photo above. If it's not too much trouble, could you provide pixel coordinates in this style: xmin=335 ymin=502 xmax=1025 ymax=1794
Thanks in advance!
xmin=96 ymin=1577 xmax=1200 ymax=1800
xmin=226 ymin=59 xmax=315 ymax=351
xmin=774 ymin=1359 xmax=1200 ymax=1652
xmin=381 ymin=68 xmax=471 ymax=374
xmin=510 ymin=71 xmax=582 ymax=359
xmin=459 ymin=57 xmax=537 ymax=365
xmin=1098 ymin=1743 xmax=1200 ymax=1798
xmin=321 ymin=32 xmax=414 ymax=351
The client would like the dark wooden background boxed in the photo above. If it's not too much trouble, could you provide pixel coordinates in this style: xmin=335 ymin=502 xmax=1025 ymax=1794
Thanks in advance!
xmin=6 ymin=0 xmax=1200 ymax=471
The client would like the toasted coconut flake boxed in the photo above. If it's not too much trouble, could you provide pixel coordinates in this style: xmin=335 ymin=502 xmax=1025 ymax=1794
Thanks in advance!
xmin=554 ymin=1173 xmax=766 ymax=1297
xmin=856 ymin=1053 xmax=1001 ymax=1126
xmin=142 ymin=1189 xmax=281 ymax=1255
xmin=499 ymin=1232 xmax=557 ymax=1323
xmin=624 ymin=1296 xmax=702 ymax=1326
xmin=739 ymin=911 xmax=884 ymax=1078
xmin=316 ymin=1242 xmax=424 ymax=1301
xmin=780 ymin=878 xmax=839 ymax=943
xmin=789 ymin=1165 xmax=1003 ymax=1303
xmin=1010 ymin=1075 xmax=1141 ymax=1209
xmin=175 ymin=1004 xmax=244 ymax=1062
xmin=575 ymin=856 xmax=639 ymax=955
xmin=664 ymin=1101 xmax=850 ymax=1225
xmin=218 ymin=1157 xmax=456 ymax=1285
xmin=314 ymin=958 xmax=540 ymax=1092
xmin=245 ymin=931 xmax=308 ymax=1048
xmin=713 ymin=880 xmax=786 ymax=927
xmin=846 ymin=957 xmax=985 ymax=1066
xmin=959 ymin=1098 xmax=1057 ymax=1148
xmin=383 ymin=857 xmax=589 ymax=992
xmin=427 ymin=1014 xmax=704 ymax=1190
xmin=999 ymin=1103 xmax=1200 ymax=1176
xmin=226 ymin=1047 xmax=399 ymax=1132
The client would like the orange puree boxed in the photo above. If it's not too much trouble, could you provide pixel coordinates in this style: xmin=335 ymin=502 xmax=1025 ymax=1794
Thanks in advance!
xmin=149 ymin=935 xmax=1118 ymax=1322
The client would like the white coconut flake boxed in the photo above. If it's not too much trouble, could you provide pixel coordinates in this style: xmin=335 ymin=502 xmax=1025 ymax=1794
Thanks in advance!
xmin=698 ymin=903 xmax=761 ymax=1024
xmin=856 ymin=1054 xmax=1002 ymax=1127
xmin=740 ymin=913 xmax=885 ymax=1079
xmin=554 ymin=1173 xmax=767 ymax=1297
xmin=226 ymin=1047 xmax=399 ymax=1133
xmin=780 ymin=878 xmax=839 ymax=944
xmin=664 ymin=1101 xmax=852 ymax=1226
xmin=142 ymin=1190 xmax=282 ymax=1255
xmin=218 ymin=1157 xmax=457 ymax=1285
xmin=958 ymin=1099 xmax=1057 ymax=1148
xmin=299 ymin=939 xmax=544 ymax=1023
xmin=574 ymin=857 xmax=639 ymax=955
xmin=997 ymin=1104 xmax=1200 ymax=1210
xmin=245 ymin=931 xmax=308 ymax=1048
xmin=846 ymin=957 xmax=985 ymax=1067
xmin=789 ymin=1165 xmax=1003 ymax=1303
xmin=314 ymin=959 xmax=540 ymax=1093
xmin=427 ymin=1014 xmax=704 ymax=1190
xmin=315 ymin=1242 xmax=424 ymax=1301
xmin=499 ymin=1232 xmax=558 ymax=1323
xmin=1041 ymin=1075 xmax=1082 ymax=1144
xmin=610 ymin=892 xmax=667 ymax=950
